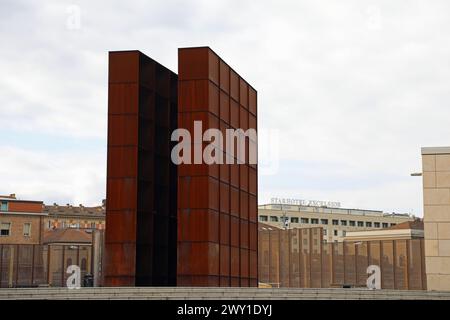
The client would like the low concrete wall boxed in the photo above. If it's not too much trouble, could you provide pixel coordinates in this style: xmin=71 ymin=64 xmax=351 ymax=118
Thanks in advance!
xmin=1 ymin=287 xmax=450 ymax=300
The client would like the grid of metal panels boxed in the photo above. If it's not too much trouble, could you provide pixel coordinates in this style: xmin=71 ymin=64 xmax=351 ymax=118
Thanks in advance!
xmin=0 ymin=244 xmax=92 ymax=288
xmin=177 ymin=47 xmax=258 ymax=287
xmin=258 ymin=227 xmax=427 ymax=290
xmin=105 ymin=51 xmax=178 ymax=286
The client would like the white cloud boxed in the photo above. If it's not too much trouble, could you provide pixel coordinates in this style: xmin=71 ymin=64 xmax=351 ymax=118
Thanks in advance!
xmin=1 ymin=0 xmax=450 ymax=214
xmin=0 ymin=146 xmax=105 ymax=206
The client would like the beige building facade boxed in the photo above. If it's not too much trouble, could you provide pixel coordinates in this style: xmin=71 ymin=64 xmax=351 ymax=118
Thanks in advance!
xmin=422 ymin=147 xmax=450 ymax=291
xmin=259 ymin=204 xmax=415 ymax=243
xmin=44 ymin=203 xmax=105 ymax=231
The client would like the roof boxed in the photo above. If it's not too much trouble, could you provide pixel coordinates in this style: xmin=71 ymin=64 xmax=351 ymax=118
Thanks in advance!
xmin=258 ymin=222 xmax=282 ymax=231
xmin=43 ymin=228 xmax=93 ymax=245
xmin=258 ymin=222 xmax=323 ymax=232
xmin=344 ymin=219 xmax=424 ymax=242
xmin=0 ymin=194 xmax=16 ymax=199
xmin=258 ymin=204 xmax=413 ymax=219
xmin=422 ymin=146 xmax=450 ymax=155
xmin=0 ymin=194 xmax=43 ymax=204
xmin=44 ymin=204 xmax=105 ymax=218
xmin=387 ymin=219 xmax=424 ymax=230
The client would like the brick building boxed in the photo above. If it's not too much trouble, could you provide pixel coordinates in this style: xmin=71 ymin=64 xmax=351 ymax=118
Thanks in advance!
xmin=0 ymin=194 xmax=46 ymax=245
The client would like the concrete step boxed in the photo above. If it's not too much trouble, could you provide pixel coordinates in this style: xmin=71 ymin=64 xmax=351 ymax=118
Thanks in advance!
xmin=1 ymin=287 xmax=450 ymax=300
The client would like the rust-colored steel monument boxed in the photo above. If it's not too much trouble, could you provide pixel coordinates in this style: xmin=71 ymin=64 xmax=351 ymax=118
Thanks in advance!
xmin=105 ymin=47 xmax=257 ymax=287
xmin=105 ymin=51 xmax=178 ymax=286
xmin=177 ymin=47 xmax=258 ymax=286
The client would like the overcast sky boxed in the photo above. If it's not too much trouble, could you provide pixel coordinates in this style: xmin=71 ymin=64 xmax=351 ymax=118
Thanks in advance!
xmin=1 ymin=0 xmax=450 ymax=216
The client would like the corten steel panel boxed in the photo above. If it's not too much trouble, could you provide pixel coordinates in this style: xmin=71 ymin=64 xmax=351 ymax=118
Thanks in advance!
xmin=280 ymin=231 xmax=290 ymax=287
xmin=178 ymin=47 xmax=257 ymax=287
xmin=381 ymin=241 xmax=395 ymax=289
xmin=105 ymin=51 xmax=178 ymax=286
xmin=394 ymin=240 xmax=408 ymax=289
xmin=257 ymin=227 xmax=426 ymax=290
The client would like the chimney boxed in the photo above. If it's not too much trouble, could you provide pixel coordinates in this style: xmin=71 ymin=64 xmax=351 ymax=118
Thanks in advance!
xmin=9 ymin=193 xmax=16 ymax=199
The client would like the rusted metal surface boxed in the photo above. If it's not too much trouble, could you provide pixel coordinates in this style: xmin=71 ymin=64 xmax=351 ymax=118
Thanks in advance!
xmin=105 ymin=51 xmax=178 ymax=286
xmin=258 ymin=227 xmax=427 ymax=290
xmin=177 ymin=47 xmax=258 ymax=287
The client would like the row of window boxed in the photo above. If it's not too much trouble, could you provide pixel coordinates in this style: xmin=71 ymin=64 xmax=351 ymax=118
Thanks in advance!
xmin=0 ymin=222 xmax=31 ymax=237
xmin=259 ymin=215 xmax=396 ymax=229
xmin=47 ymin=221 xmax=98 ymax=229
xmin=323 ymin=229 xmax=345 ymax=237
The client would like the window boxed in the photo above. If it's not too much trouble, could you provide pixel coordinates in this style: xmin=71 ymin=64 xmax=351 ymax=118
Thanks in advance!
xmin=270 ymin=216 xmax=278 ymax=222
xmin=23 ymin=223 xmax=31 ymax=237
xmin=259 ymin=215 xmax=268 ymax=222
xmin=323 ymin=229 xmax=327 ymax=236
xmin=357 ymin=221 xmax=364 ymax=227
xmin=0 ymin=201 xmax=7 ymax=211
xmin=91 ymin=222 xmax=96 ymax=229
xmin=311 ymin=218 xmax=319 ymax=224
xmin=301 ymin=218 xmax=309 ymax=224
xmin=382 ymin=222 xmax=388 ymax=228
xmin=334 ymin=230 xmax=338 ymax=236
xmin=341 ymin=220 xmax=347 ymax=226
xmin=291 ymin=217 xmax=299 ymax=223
xmin=1 ymin=223 xmax=11 ymax=236
xmin=349 ymin=221 xmax=356 ymax=227
xmin=366 ymin=222 xmax=372 ymax=228
xmin=47 ymin=221 xmax=52 ymax=229
xmin=342 ymin=230 xmax=346 ymax=236
xmin=321 ymin=219 xmax=328 ymax=225
xmin=332 ymin=219 xmax=339 ymax=225
xmin=374 ymin=222 xmax=381 ymax=228
xmin=391 ymin=223 xmax=397 ymax=227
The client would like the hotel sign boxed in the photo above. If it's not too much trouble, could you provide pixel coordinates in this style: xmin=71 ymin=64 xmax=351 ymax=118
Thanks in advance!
xmin=271 ymin=197 xmax=341 ymax=208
